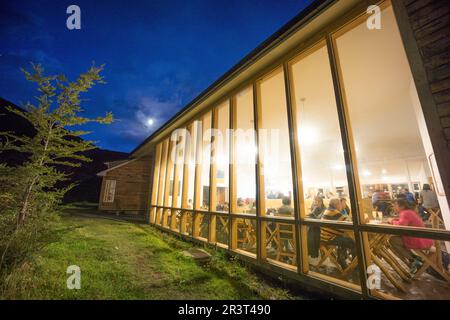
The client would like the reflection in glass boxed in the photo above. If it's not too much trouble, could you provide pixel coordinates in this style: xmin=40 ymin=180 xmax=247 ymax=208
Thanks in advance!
xmin=290 ymin=43 xmax=352 ymax=221
xmin=185 ymin=122 xmax=198 ymax=210
xmin=198 ymin=112 xmax=211 ymax=211
xmin=335 ymin=5 xmax=450 ymax=231
xmin=173 ymin=130 xmax=185 ymax=208
xmin=258 ymin=69 xmax=294 ymax=217
xmin=214 ymin=101 xmax=230 ymax=213
xmin=234 ymin=86 xmax=257 ymax=214
xmin=157 ymin=139 xmax=169 ymax=208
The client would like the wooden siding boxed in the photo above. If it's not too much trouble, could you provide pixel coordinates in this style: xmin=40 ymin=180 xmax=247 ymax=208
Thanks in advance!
xmin=403 ymin=0 xmax=450 ymax=146
xmin=98 ymin=156 xmax=153 ymax=214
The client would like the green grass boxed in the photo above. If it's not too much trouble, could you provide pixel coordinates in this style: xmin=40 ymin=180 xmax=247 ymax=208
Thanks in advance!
xmin=1 ymin=214 xmax=300 ymax=300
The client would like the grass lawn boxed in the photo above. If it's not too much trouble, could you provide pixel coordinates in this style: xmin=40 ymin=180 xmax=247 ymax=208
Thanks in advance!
xmin=1 ymin=214 xmax=306 ymax=300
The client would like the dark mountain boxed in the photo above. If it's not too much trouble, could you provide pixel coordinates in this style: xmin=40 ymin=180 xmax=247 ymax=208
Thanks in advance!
xmin=0 ymin=97 xmax=128 ymax=203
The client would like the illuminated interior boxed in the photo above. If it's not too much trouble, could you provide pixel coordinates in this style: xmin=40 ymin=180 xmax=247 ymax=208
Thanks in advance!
xmin=149 ymin=2 xmax=450 ymax=300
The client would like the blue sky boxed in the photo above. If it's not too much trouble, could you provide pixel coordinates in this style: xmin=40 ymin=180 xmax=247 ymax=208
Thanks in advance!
xmin=0 ymin=0 xmax=312 ymax=152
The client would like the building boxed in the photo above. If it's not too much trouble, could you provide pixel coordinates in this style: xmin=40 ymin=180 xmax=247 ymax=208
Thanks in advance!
xmin=98 ymin=0 xmax=450 ymax=299
xmin=97 ymin=158 xmax=152 ymax=214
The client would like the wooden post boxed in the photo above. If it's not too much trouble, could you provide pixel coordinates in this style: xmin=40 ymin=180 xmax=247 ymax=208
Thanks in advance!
xmin=327 ymin=34 xmax=370 ymax=298
xmin=253 ymin=81 xmax=266 ymax=261
xmin=230 ymin=96 xmax=237 ymax=249
xmin=283 ymin=62 xmax=303 ymax=271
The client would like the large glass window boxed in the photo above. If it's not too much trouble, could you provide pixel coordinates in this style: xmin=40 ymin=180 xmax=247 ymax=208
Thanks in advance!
xmin=172 ymin=129 xmax=185 ymax=209
xmin=162 ymin=137 xmax=175 ymax=227
xmin=213 ymin=101 xmax=230 ymax=213
xmin=258 ymin=69 xmax=295 ymax=218
xmin=233 ymin=86 xmax=257 ymax=215
xmin=197 ymin=112 xmax=212 ymax=211
xmin=290 ymin=43 xmax=352 ymax=224
xmin=156 ymin=139 xmax=169 ymax=226
xmin=334 ymin=5 xmax=450 ymax=232
xmin=184 ymin=122 xmax=198 ymax=210
xmin=151 ymin=142 xmax=162 ymax=207
xmin=157 ymin=139 xmax=169 ymax=207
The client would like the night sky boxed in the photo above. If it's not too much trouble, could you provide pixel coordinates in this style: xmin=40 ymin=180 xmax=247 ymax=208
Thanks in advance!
xmin=1 ymin=0 xmax=311 ymax=152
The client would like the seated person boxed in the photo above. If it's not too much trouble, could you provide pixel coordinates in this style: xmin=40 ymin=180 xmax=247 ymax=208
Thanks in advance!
xmin=372 ymin=189 xmax=391 ymax=216
xmin=401 ymin=188 xmax=416 ymax=206
xmin=321 ymin=198 xmax=355 ymax=269
xmin=307 ymin=196 xmax=325 ymax=260
xmin=276 ymin=196 xmax=294 ymax=217
xmin=340 ymin=198 xmax=351 ymax=217
xmin=418 ymin=184 xmax=440 ymax=221
xmin=308 ymin=196 xmax=326 ymax=219
xmin=388 ymin=199 xmax=433 ymax=274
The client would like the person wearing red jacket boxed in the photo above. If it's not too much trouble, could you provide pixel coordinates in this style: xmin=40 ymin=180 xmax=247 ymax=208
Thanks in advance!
xmin=387 ymin=199 xmax=433 ymax=274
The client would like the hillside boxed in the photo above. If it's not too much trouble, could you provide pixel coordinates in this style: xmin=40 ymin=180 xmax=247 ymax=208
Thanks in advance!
xmin=0 ymin=97 xmax=128 ymax=203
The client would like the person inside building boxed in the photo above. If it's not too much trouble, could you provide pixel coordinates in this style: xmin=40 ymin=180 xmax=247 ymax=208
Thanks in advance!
xmin=277 ymin=196 xmax=294 ymax=216
xmin=308 ymin=196 xmax=326 ymax=219
xmin=418 ymin=184 xmax=440 ymax=221
xmin=401 ymin=188 xmax=416 ymax=206
xmin=340 ymin=198 xmax=351 ymax=217
xmin=307 ymin=196 xmax=326 ymax=263
xmin=372 ymin=188 xmax=391 ymax=216
xmin=388 ymin=198 xmax=433 ymax=274
xmin=320 ymin=198 xmax=355 ymax=269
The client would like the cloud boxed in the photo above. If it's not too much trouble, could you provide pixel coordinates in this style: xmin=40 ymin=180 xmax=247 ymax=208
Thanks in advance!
xmin=114 ymin=96 xmax=180 ymax=141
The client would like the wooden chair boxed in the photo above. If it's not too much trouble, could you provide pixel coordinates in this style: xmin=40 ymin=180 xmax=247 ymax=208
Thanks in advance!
xmin=412 ymin=241 xmax=450 ymax=282
xmin=316 ymin=243 xmax=344 ymax=273
xmin=316 ymin=238 xmax=359 ymax=277
xmin=275 ymin=223 xmax=296 ymax=265
xmin=185 ymin=214 xmax=193 ymax=235
xmin=237 ymin=220 xmax=256 ymax=250
xmin=426 ymin=208 xmax=445 ymax=229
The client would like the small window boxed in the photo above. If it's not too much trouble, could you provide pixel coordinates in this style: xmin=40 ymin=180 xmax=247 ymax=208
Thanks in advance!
xmin=103 ymin=179 xmax=116 ymax=203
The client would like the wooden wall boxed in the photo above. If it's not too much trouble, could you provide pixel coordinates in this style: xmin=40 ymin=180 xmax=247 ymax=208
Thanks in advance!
xmin=403 ymin=0 xmax=450 ymax=145
xmin=394 ymin=0 xmax=450 ymax=203
xmin=98 ymin=156 xmax=153 ymax=214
